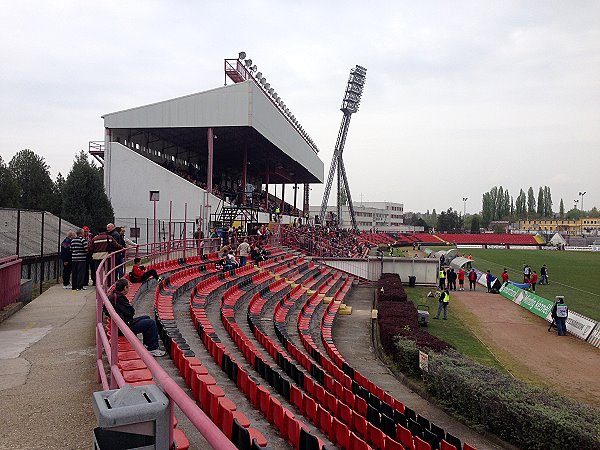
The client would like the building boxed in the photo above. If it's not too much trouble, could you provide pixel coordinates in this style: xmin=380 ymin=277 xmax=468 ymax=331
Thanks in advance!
xmin=310 ymin=201 xmax=413 ymax=232
xmin=513 ymin=218 xmax=600 ymax=236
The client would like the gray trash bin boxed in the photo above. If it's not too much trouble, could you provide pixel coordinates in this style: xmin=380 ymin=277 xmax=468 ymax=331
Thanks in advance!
xmin=92 ymin=384 xmax=170 ymax=450
xmin=408 ymin=276 xmax=416 ymax=287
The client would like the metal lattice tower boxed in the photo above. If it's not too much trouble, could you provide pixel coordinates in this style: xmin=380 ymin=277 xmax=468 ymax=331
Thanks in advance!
xmin=319 ymin=65 xmax=367 ymax=229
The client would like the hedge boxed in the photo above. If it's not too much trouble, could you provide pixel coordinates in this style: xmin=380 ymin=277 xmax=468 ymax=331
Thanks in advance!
xmin=395 ymin=337 xmax=600 ymax=449
xmin=376 ymin=273 xmax=599 ymax=448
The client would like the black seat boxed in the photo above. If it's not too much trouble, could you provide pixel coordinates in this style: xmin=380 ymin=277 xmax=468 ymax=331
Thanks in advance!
xmin=417 ymin=414 xmax=430 ymax=431
xmin=404 ymin=405 xmax=416 ymax=422
xmin=445 ymin=432 xmax=462 ymax=450
xmin=423 ymin=428 xmax=440 ymax=450
xmin=407 ymin=418 xmax=423 ymax=439
xmin=430 ymin=422 xmax=446 ymax=442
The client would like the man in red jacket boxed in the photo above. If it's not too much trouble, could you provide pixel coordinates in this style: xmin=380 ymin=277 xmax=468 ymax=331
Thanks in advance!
xmin=530 ymin=271 xmax=538 ymax=292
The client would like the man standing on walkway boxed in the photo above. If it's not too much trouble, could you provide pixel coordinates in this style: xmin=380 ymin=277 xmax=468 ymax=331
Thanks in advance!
xmin=447 ymin=268 xmax=457 ymax=291
xmin=70 ymin=229 xmax=88 ymax=291
xmin=551 ymin=297 xmax=569 ymax=336
xmin=434 ymin=289 xmax=450 ymax=320
xmin=458 ymin=267 xmax=465 ymax=290
xmin=60 ymin=230 xmax=75 ymax=289
xmin=530 ymin=271 xmax=538 ymax=292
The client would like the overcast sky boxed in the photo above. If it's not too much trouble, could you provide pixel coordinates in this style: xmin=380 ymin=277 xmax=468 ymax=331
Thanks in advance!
xmin=1 ymin=1 xmax=599 ymax=215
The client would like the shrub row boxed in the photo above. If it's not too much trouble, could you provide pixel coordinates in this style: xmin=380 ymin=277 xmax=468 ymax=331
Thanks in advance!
xmin=393 ymin=336 xmax=600 ymax=450
xmin=377 ymin=272 xmax=407 ymax=302
xmin=378 ymin=297 xmax=450 ymax=354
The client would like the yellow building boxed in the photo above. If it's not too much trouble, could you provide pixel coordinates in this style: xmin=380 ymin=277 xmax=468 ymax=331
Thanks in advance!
xmin=515 ymin=218 xmax=600 ymax=235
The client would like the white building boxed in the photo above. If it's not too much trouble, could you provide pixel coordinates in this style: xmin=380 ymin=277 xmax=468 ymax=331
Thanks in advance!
xmin=310 ymin=201 xmax=411 ymax=232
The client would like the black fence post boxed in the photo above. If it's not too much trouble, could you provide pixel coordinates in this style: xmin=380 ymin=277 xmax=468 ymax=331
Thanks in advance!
xmin=40 ymin=212 xmax=45 ymax=295
xmin=56 ymin=216 xmax=62 ymax=283
xmin=16 ymin=209 xmax=21 ymax=256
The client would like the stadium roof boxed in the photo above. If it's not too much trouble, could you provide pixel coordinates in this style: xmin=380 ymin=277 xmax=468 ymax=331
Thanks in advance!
xmin=102 ymin=80 xmax=323 ymax=184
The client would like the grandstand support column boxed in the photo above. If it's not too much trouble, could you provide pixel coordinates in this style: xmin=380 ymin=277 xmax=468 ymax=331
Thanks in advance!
xmin=104 ymin=127 xmax=112 ymax=197
xmin=293 ymin=183 xmax=298 ymax=210
xmin=242 ymin=143 xmax=248 ymax=204
xmin=303 ymin=183 xmax=310 ymax=219
xmin=207 ymin=128 xmax=214 ymax=194
xmin=265 ymin=168 xmax=269 ymax=213
xmin=281 ymin=184 xmax=285 ymax=212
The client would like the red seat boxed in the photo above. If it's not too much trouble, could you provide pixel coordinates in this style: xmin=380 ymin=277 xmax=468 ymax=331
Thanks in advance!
xmin=415 ymin=436 xmax=432 ymax=450
xmin=385 ymin=437 xmax=404 ymax=450
xmin=332 ymin=417 xmax=350 ymax=448
xmin=316 ymin=405 xmax=332 ymax=436
xmin=397 ymin=424 xmax=415 ymax=450
xmin=441 ymin=440 xmax=458 ymax=450
xmin=290 ymin=384 xmax=304 ymax=413
xmin=463 ymin=443 xmax=477 ymax=450
xmin=353 ymin=414 xmax=368 ymax=439
xmin=304 ymin=396 xmax=317 ymax=424
xmin=247 ymin=428 xmax=268 ymax=448
xmin=348 ymin=432 xmax=371 ymax=450
xmin=173 ymin=428 xmax=189 ymax=450
xmin=216 ymin=397 xmax=236 ymax=430
xmin=122 ymin=369 xmax=153 ymax=383
xmin=367 ymin=422 xmax=386 ymax=449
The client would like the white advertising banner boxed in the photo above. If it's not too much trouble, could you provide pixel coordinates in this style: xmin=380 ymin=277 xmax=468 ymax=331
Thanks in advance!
xmin=586 ymin=325 xmax=600 ymax=349
xmin=565 ymin=311 xmax=597 ymax=340
xmin=457 ymin=245 xmax=484 ymax=249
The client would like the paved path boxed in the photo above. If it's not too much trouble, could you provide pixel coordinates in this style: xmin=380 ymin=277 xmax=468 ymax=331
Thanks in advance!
xmin=334 ymin=285 xmax=507 ymax=450
xmin=0 ymin=286 xmax=97 ymax=450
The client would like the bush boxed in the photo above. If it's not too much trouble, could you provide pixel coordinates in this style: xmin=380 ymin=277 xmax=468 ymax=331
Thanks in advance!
xmin=378 ymin=272 xmax=407 ymax=302
xmin=401 ymin=342 xmax=600 ymax=449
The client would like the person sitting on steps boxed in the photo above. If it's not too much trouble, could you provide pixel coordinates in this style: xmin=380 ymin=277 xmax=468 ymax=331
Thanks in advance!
xmin=130 ymin=258 xmax=159 ymax=283
xmin=109 ymin=278 xmax=166 ymax=357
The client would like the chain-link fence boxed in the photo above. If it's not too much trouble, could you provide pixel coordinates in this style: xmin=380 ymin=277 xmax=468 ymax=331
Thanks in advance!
xmin=115 ymin=217 xmax=197 ymax=247
xmin=0 ymin=208 xmax=79 ymax=291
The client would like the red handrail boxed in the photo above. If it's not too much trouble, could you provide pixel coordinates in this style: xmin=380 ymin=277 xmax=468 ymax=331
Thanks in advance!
xmin=94 ymin=238 xmax=236 ymax=450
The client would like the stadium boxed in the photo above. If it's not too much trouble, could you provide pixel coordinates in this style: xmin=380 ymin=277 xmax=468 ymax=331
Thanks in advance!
xmin=1 ymin=52 xmax=599 ymax=450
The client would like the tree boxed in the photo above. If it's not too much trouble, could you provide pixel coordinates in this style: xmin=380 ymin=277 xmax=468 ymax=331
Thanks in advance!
xmin=537 ymin=187 xmax=544 ymax=216
xmin=515 ymin=189 xmax=526 ymax=218
xmin=0 ymin=155 xmax=19 ymax=207
xmin=437 ymin=208 xmax=461 ymax=232
xmin=559 ymin=199 xmax=565 ymax=219
xmin=543 ymin=186 xmax=553 ymax=217
xmin=470 ymin=214 xmax=481 ymax=233
xmin=61 ymin=151 xmax=114 ymax=232
xmin=527 ymin=187 xmax=536 ymax=215
xmin=48 ymin=173 xmax=65 ymax=215
xmin=9 ymin=149 xmax=55 ymax=210
xmin=590 ymin=207 xmax=599 ymax=218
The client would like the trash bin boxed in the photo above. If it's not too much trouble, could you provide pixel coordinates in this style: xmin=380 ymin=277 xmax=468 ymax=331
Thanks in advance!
xmin=92 ymin=384 xmax=170 ymax=450
xmin=408 ymin=276 xmax=416 ymax=287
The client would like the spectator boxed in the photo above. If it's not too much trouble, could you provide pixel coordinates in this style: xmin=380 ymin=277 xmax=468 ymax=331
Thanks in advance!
xmin=540 ymin=264 xmax=549 ymax=285
xmin=226 ymin=251 xmax=239 ymax=269
xmin=551 ymin=297 xmax=569 ymax=336
xmin=486 ymin=270 xmax=493 ymax=293
xmin=530 ymin=271 xmax=538 ymax=292
xmin=458 ymin=267 xmax=465 ymax=291
xmin=70 ymin=229 xmax=88 ymax=291
xmin=108 ymin=223 xmax=126 ymax=279
xmin=60 ymin=230 xmax=75 ymax=289
xmin=468 ymin=268 xmax=477 ymax=290
xmin=433 ymin=289 xmax=450 ymax=320
xmin=237 ymin=238 xmax=251 ymax=267
xmin=447 ymin=268 xmax=457 ymax=291
xmin=82 ymin=226 xmax=94 ymax=287
xmin=89 ymin=227 xmax=123 ymax=284
xmin=130 ymin=258 xmax=159 ymax=283
xmin=501 ymin=269 xmax=509 ymax=284
xmin=109 ymin=279 xmax=166 ymax=356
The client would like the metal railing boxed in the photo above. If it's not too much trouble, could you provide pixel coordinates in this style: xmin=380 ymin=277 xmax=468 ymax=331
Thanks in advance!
xmin=94 ymin=237 xmax=235 ymax=450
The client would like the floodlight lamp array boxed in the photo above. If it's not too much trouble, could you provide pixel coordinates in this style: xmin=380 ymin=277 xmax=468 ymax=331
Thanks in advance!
xmin=341 ymin=65 xmax=367 ymax=114
xmin=236 ymin=52 xmax=319 ymax=153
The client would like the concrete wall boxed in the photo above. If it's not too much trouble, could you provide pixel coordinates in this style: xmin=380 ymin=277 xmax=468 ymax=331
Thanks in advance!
xmin=321 ymin=256 xmax=438 ymax=284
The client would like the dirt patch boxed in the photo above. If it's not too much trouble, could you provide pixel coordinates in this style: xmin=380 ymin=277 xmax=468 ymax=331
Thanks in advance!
xmin=452 ymin=290 xmax=600 ymax=406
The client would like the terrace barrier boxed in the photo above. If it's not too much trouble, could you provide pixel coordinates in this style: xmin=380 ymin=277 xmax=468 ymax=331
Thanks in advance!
xmin=0 ymin=255 xmax=22 ymax=309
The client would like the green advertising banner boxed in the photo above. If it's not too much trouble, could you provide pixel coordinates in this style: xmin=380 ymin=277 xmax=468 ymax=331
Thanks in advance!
xmin=499 ymin=283 xmax=521 ymax=301
xmin=517 ymin=291 xmax=554 ymax=319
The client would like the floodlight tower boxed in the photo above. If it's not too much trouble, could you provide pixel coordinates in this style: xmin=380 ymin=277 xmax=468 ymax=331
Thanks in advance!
xmin=319 ymin=65 xmax=367 ymax=229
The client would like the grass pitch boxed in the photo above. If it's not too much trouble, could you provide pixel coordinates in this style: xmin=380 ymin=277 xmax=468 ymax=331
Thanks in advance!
xmin=460 ymin=248 xmax=600 ymax=321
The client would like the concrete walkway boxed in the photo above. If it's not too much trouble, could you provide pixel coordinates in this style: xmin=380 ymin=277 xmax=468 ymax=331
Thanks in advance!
xmin=0 ymin=285 xmax=98 ymax=450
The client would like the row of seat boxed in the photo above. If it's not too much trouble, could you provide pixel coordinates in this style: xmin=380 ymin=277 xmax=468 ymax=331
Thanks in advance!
xmin=105 ymin=261 xmax=195 ymax=450
xmin=154 ymin=266 xmax=269 ymax=449
xmin=191 ymin=261 xmax=331 ymax=449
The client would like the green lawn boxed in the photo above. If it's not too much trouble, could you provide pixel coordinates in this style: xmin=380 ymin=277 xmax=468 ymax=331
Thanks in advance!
xmin=463 ymin=249 xmax=600 ymax=321
xmin=407 ymin=287 xmax=506 ymax=372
